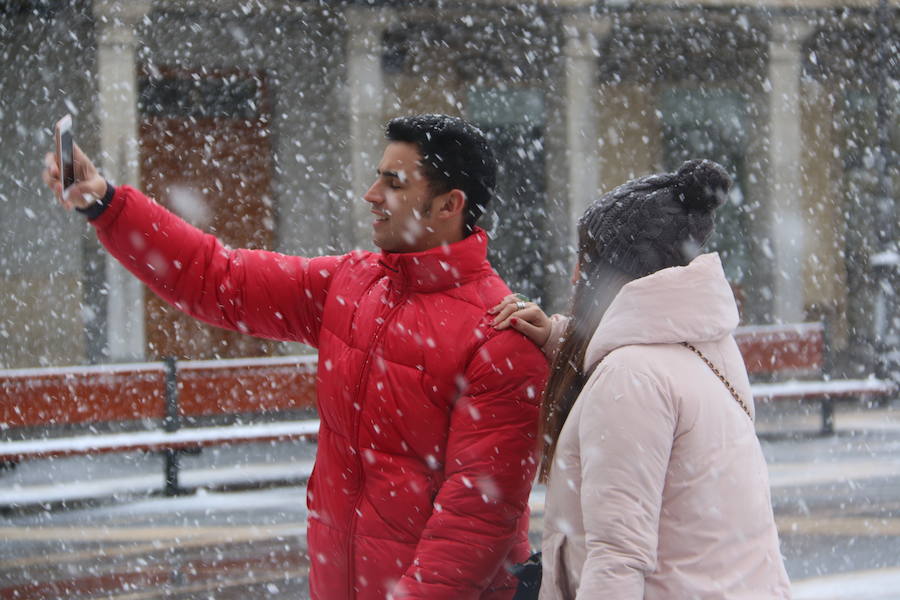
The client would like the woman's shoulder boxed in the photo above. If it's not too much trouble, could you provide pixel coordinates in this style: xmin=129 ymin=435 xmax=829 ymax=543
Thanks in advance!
xmin=576 ymin=345 xmax=682 ymax=431
xmin=583 ymin=344 xmax=674 ymax=396
xmin=593 ymin=343 xmax=684 ymax=378
xmin=585 ymin=343 xmax=702 ymax=405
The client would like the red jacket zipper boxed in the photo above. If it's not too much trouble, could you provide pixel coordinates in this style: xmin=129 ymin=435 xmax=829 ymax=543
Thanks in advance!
xmin=344 ymin=282 xmax=407 ymax=598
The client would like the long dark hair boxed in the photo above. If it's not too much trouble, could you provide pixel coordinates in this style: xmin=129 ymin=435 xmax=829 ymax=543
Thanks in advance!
xmin=537 ymin=258 xmax=632 ymax=482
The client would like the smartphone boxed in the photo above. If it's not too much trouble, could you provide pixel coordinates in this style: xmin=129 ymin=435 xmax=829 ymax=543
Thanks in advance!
xmin=54 ymin=114 xmax=75 ymax=191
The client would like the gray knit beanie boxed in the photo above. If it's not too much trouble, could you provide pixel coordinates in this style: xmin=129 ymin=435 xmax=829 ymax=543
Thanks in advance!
xmin=578 ymin=159 xmax=732 ymax=279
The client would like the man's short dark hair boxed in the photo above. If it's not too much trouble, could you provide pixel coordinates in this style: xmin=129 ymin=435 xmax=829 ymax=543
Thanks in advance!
xmin=386 ymin=114 xmax=497 ymax=235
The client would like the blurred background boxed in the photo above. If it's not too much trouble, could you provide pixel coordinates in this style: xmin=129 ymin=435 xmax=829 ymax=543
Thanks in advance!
xmin=2 ymin=3 xmax=899 ymax=598
xmin=0 ymin=0 xmax=897 ymax=384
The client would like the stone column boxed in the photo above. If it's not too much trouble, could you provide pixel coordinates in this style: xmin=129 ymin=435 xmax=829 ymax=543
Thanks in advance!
xmin=767 ymin=19 xmax=813 ymax=324
xmin=542 ymin=16 xmax=611 ymax=312
xmin=563 ymin=17 xmax=610 ymax=244
xmin=93 ymin=0 xmax=151 ymax=361
xmin=345 ymin=6 xmax=395 ymax=250
xmin=801 ymin=79 xmax=849 ymax=347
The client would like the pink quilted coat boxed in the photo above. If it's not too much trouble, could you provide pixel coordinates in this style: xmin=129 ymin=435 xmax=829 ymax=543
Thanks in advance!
xmin=539 ymin=253 xmax=791 ymax=599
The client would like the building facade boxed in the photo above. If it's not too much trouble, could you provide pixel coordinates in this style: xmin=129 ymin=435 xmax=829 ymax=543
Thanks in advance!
xmin=1 ymin=0 xmax=897 ymax=379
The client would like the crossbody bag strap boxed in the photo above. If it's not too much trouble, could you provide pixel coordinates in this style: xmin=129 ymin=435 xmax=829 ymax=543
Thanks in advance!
xmin=680 ymin=342 xmax=753 ymax=422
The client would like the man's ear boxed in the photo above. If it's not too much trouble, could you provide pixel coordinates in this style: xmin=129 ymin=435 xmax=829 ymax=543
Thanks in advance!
xmin=435 ymin=189 xmax=466 ymax=220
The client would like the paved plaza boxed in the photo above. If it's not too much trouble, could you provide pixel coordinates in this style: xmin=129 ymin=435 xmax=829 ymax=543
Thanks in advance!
xmin=2 ymin=398 xmax=900 ymax=599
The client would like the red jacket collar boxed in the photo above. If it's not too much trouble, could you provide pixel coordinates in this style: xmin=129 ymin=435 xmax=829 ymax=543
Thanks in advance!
xmin=378 ymin=228 xmax=493 ymax=292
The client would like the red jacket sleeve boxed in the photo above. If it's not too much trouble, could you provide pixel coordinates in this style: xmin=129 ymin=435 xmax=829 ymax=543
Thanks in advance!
xmin=393 ymin=330 xmax=548 ymax=599
xmin=91 ymin=185 xmax=340 ymax=347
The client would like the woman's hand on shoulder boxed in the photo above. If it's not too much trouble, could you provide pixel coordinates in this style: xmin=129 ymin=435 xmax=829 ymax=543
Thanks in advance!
xmin=489 ymin=294 xmax=552 ymax=347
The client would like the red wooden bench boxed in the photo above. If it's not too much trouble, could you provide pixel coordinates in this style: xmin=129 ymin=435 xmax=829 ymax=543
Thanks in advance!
xmin=3 ymin=324 xmax=894 ymax=499
xmin=0 ymin=355 xmax=319 ymax=495
xmin=734 ymin=322 xmax=896 ymax=434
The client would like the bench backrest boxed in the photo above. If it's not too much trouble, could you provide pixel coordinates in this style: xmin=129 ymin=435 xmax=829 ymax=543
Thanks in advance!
xmin=0 ymin=356 xmax=318 ymax=430
xmin=1 ymin=323 xmax=826 ymax=431
xmin=733 ymin=322 xmax=824 ymax=377
xmin=177 ymin=357 xmax=318 ymax=421
xmin=0 ymin=363 xmax=167 ymax=429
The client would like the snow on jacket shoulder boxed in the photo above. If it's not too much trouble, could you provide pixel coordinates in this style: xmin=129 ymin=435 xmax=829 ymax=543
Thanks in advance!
xmin=92 ymin=186 xmax=549 ymax=600
xmin=539 ymin=254 xmax=791 ymax=600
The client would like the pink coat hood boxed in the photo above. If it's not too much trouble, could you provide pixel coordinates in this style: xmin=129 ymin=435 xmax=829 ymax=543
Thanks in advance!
xmin=540 ymin=253 xmax=790 ymax=599
xmin=583 ymin=253 xmax=739 ymax=371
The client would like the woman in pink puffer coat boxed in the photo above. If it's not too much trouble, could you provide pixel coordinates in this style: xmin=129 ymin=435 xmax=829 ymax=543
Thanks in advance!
xmin=493 ymin=160 xmax=791 ymax=599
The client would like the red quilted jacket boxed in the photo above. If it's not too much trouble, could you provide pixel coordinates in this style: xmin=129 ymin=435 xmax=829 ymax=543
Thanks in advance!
xmin=91 ymin=186 xmax=549 ymax=599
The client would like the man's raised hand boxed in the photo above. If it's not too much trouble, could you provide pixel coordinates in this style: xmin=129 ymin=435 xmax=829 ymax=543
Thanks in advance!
xmin=43 ymin=144 xmax=107 ymax=211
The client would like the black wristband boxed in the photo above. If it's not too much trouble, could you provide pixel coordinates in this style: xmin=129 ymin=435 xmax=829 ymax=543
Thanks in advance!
xmin=76 ymin=181 xmax=114 ymax=220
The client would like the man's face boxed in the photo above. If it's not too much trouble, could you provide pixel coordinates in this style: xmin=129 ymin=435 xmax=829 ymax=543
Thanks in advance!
xmin=364 ymin=142 xmax=442 ymax=253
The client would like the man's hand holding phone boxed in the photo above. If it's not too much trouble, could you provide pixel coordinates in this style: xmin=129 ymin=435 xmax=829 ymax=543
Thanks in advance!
xmin=44 ymin=115 xmax=107 ymax=211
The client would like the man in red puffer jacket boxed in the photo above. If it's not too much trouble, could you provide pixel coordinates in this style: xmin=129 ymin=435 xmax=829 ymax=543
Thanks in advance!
xmin=44 ymin=114 xmax=548 ymax=599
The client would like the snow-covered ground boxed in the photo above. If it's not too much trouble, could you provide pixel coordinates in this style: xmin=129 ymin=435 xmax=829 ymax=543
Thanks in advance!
xmin=792 ymin=567 xmax=900 ymax=599
xmin=0 ymin=458 xmax=314 ymax=506
xmin=3 ymin=403 xmax=900 ymax=598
